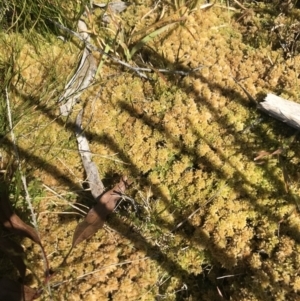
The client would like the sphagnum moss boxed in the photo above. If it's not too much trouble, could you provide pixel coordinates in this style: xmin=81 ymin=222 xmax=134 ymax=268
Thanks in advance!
xmin=2 ymin=1 xmax=300 ymax=300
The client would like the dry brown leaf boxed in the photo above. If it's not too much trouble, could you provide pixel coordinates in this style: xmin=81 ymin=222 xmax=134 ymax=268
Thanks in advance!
xmin=0 ymin=278 xmax=39 ymax=301
xmin=0 ymin=194 xmax=41 ymax=246
xmin=0 ymin=237 xmax=26 ymax=279
xmin=72 ymin=176 xmax=129 ymax=248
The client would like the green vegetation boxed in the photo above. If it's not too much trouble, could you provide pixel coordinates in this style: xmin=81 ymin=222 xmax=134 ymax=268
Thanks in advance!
xmin=1 ymin=0 xmax=300 ymax=300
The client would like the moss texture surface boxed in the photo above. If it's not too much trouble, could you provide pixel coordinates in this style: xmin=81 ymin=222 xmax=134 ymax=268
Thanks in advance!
xmin=1 ymin=1 xmax=300 ymax=300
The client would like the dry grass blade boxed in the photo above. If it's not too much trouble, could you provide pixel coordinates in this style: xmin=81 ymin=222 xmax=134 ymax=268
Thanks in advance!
xmin=52 ymin=257 xmax=149 ymax=288
xmin=4 ymin=87 xmax=41 ymax=241
xmin=5 ymin=87 xmax=51 ymax=291
xmin=42 ymin=184 xmax=88 ymax=215
xmin=130 ymin=22 xmax=180 ymax=58
xmin=199 ymin=2 xmax=215 ymax=10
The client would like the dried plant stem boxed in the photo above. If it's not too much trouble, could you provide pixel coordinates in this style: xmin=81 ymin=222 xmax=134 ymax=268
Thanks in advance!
xmin=171 ymin=183 xmax=227 ymax=232
xmin=216 ymin=273 xmax=243 ymax=279
xmin=50 ymin=20 xmax=204 ymax=78
xmin=233 ymin=0 xmax=247 ymax=10
xmin=42 ymin=184 xmax=88 ymax=215
xmin=5 ymin=87 xmax=52 ymax=297
xmin=232 ymin=76 xmax=257 ymax=105
xmin=52 ymin=256 xmax=149 ymax=288
xmin=5 ymin=87 xmax=38 ymax=226
xmin=77 ymin=256 xmax=149 ymax=280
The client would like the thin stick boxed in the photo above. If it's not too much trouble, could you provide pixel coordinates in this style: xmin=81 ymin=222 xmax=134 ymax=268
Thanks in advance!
xmin=42 ymin=184 xmax=88 ymax=215
xmin=5 ymin=87 xmax=52 ymax=298
xmin=51 ymin=256 xmax=149 ymax=288
xmin=233 ymin=0 xmax=247 ymax=10
xmin=5 ymin=88 xmax=39 ymax=228
xmin=231 ymin=76 xmax=257 ymax=105
xmin=39 ymin=211 xmax=84 ymax=216
xmin=171 ymin=183 xmax=227 ymax=232
xmin=216 ymin=273 xmax=243 ymax=279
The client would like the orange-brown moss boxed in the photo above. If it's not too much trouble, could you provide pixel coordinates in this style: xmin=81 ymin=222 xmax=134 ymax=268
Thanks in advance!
xmin=2 ymin=1 xmax=300 ymax=300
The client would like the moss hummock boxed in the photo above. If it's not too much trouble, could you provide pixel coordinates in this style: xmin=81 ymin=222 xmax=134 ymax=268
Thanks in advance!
xmin=1 ymin=1 xmax=300 ymax=300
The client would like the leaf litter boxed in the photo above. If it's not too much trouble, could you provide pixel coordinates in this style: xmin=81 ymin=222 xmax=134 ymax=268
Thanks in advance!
xmin=0 ymin=182 xmax=41 ymax=300
xmin=0 ymin=278 xmax=39 ymax=301
xmin=72 ymin=176 xmax=130 ymax=248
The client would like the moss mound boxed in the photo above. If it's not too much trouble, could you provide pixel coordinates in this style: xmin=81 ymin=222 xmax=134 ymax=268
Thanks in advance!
xmin=1 ymin=1 xmax=300 ymax=300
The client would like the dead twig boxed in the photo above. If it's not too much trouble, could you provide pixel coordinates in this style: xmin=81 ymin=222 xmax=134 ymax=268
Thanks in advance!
xmin=50 ymin=20 xmax=204 ymax=79
xmin=5 ymin=87 xmax=52 ymax=297
xmin=171 ymin=183 xmax=227 ymax=232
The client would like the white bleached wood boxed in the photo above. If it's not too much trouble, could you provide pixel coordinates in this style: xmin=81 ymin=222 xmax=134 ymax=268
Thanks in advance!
xmin=75 ymin=110 xmax=105 ymax=199
xmin=257 ymin=93 xmax=300 ymax=130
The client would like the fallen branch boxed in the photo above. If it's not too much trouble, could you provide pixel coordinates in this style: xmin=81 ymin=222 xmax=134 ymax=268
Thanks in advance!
xmin=59 ymin=48 xmax=97 ymax=116
xmin=58 ymin=19 xmax=97 ymax=116
xmin=75 ymin=110 xmax=105 ymax=199
xmin=258 ymin=93 xmax=300 ymax=130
